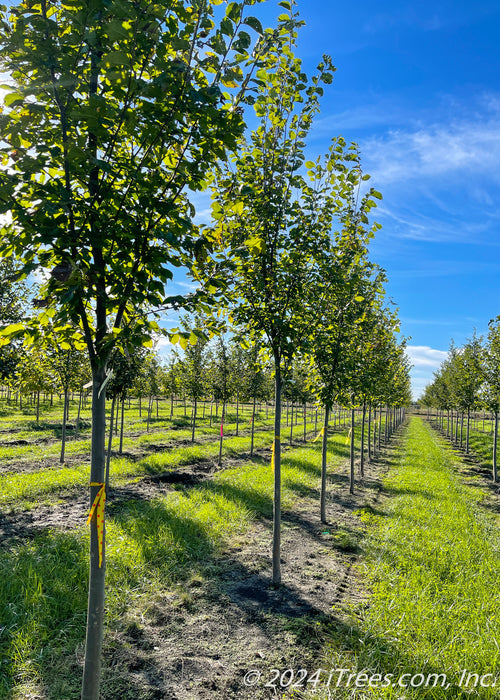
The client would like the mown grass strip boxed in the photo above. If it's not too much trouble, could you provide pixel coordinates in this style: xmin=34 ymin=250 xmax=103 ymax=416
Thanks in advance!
xmin=315 ymin=416 xmax=500 ymax=699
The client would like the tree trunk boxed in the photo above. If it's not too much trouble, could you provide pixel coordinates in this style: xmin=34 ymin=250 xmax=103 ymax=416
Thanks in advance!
xmin=349 ymin=408 xmax=355 ymax=494
xmin=272 ymin=365 xmax=282 ymax=585
xmin=218 ymin=402 xmax=225 ymax=466
xmin=36 ymin=391 xmax=40 ymax=425
xmin=367 ymin=406 xmax=372 ymax=463
xmin=236 ymin=393 xmax=239 ymax=436
xmin=250 ymin=394 xmax=256 ymax=457
xmin=81 ymin=365 xmax=107 ymax=700
xmin=191 ymin=397 xmax=197 ymax=443
xmin=466 ymin=408 xmax=470 ymax=454
xmin=147 ymin=395 xmax=152 ymax=432
xmin=105 ymin=396 xmax=116 ymax=488
xmin=378 ymin=407 xmax=382 ymax=450
xmin=360 ymin=401 xmax=366 ymax=478
xmin=303 ymin=402 xmax=307 ymax=442
xmin=60 ymin=388 xmax=69 ymax=464
xmin=320 ymin=405 xmax=330 ymax=523
xmin=75 ymin=389 xmax=83 ymax=440
xmin=493 ymin=411 xmax=498 ymax=483
xmin=289 ymin=403 xmax=293 ymax=445
xmin=119 ymin=398 xmax=125 ymax=455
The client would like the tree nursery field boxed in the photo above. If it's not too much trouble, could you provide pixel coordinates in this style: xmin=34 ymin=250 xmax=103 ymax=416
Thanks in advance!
xmin=1 ymin=0 xmax=498 ymax=698
xmin=1 ymin=400 xmax=500 ymax=699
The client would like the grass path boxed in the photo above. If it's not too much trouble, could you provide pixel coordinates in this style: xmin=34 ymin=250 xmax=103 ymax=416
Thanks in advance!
xmin=316 ymin=416 xmax=500 ymax=699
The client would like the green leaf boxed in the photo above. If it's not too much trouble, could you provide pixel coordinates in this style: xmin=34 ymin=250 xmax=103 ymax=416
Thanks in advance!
xmin=4 ymin=92 xmax=23 ymax=107
xmin=243 ymin=16 xmax=263 ymax=34
xmin=103 ymin=50 xmax=129 ymax=66
xmin=371 ymin=190 xmax=383 ymax=200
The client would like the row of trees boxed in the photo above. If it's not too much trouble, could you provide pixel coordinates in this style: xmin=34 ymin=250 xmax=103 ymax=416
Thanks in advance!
xmin=421 ymin=323 xmax=500 ymax=480
xmin=0 ymin=1 xmax=411 ymax=697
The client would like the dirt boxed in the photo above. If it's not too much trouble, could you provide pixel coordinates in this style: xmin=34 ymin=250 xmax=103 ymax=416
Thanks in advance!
xmin=97 ymin=437 xmax=401 ymax=700
xmin=1 ymin=426 xmax=404 ymax=700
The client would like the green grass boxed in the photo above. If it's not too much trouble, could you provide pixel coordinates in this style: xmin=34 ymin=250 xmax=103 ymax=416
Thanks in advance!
xmin=0 ymin=417 xmax=333 ymax=509
xmin=312 ymin=416 xmax=500 ymax=699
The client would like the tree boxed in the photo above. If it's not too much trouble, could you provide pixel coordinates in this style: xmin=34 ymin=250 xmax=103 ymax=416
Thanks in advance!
xmin=210 ymin=13 xmax=337 ymax=583
xmin=481 ymin=321 xmax=500 ymax=480
xmin=0 ymin=258 xmax=33 ymax=384
xmin=452 ymin=333 xmax=484 ymax=453
xmin=178 ymin=313 xmax=209 ymax=441
xmin=0 ymin=1 xmax=276 ymax=696
xmin=301 ymin=137 xmax=386 ymax=515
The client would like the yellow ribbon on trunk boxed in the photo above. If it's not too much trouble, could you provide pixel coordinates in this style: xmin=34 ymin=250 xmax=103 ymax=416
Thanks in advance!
xmin=313 ymin=426 xmax=325 ymax=442
xmin=345 ymin=427 xmax=352 ymax=445
xmin=271 ymin=436 xmax=280 ymax=470
xmin=87 ymin=482 xmax=106 ymax=568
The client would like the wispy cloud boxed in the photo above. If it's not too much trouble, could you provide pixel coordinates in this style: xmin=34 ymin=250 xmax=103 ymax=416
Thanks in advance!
xmin=406 ymin=345 xmax=448 ymax=368
xmin=362 ymin=7 xmax=445 ymax=35
xmin=363 ymin=119 xmax=500 ymax=185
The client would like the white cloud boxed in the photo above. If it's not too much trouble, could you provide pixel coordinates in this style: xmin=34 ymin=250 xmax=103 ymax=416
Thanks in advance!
xmin=363 ymin=119 xmax=500 ymax=185
xmin=406 ymin=345 xmax=448 ymax=368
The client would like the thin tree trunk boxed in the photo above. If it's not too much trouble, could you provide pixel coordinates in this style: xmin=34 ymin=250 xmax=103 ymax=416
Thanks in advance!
xmin=349 ymin=408 xmax=355 ymax=494
xmin=147 ymin=395 xmax=152 ymax=432
xmin=493 ymin=411 xmax=498 ymax=482
xmin=272 ymin=365 xmax=282 ymax=585
xmin=75 ymin=390 xmax=83 ymax=441
xmin=378 ymin=407 xmax=382 ymax=450
xmin=36 ymin=391 xmax=40 ymax=425
xmin=368 ymin=406 xmax=372 ymax=462
xmin=250 ymin=394 xmax=256 ymax=457
xmin=60 ymin=388 xmax=69 ymax=464
xmin=303 ymin=402 xmax=306 ymax=442
xmin=191 ymin=397 xmax=197 ymax=443
xmin=119 ymin=397 xmax=125 ymax=455
xmin=360 ymin=401 xmax=366 ymax=478
xmin=466 ymin=408 xmax=470 ymax=454
xmin=81 ymin=365 xmax=107 ymax=700
xmin=236 ymin=393 xmax=239 ymax=436
xmin=218 ymin=402 xmax=225 ymax=466
xmin=320 ymin=406 xmax=330 ymax=523
xmin=105 ymin=396 xmax=116 ymax=487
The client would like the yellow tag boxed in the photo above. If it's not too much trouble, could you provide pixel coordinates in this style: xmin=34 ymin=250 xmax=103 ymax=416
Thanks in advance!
xmin=87 ymin=482 xmax=106 ymax=568
xmin=313 ymin=426 xmax=325 ymax=442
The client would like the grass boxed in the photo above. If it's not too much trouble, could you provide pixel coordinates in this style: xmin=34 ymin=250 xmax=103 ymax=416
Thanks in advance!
xmin=312 ymin=416 xmax=500 ymax=699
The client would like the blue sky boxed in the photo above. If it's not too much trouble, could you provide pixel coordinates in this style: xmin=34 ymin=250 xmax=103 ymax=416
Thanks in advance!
xmin=242 ymin=0 xmax=500 ymax=397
